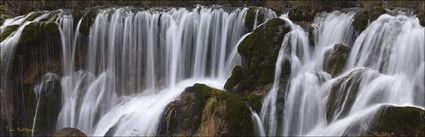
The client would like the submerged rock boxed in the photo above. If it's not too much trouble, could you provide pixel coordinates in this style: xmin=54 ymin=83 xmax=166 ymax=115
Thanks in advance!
xmin=366 ymin=106 xmax=425 ymax=136
xmin=157 ymin=84 xmax=254 ymax=136
xmin=323 ymin=43 xmax=350 ymax=77
xmin=54 ymin=128 xmax=87 ymax=137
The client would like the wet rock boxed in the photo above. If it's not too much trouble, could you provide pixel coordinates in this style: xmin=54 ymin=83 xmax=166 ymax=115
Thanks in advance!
xmin=32 ymin=73 xmax=62 ymax=136
xmin=1 ymin=18 xmax=63 ymax=136
xmin=157 ymin=84 xmax=254 ymax=136
xmin=157 ymin=84 xmax=209 ymax=136
xmin=225 ymin=18 xmax=291 ymax=96
xmin=367 ymin=106 xmax=425 ymax=136
xmin=79 ymin=8 xmax=98 ymax=36
xmin=0 ymin=25 xmax=19 ymax=42
xmin=244 ymin=7 xmax=266 ymax=31
xmin=326 ymin=68 xmax=370 ymax=122
xmin=54 ymin=128 xmax=87 ymax=137
xmin=352 ymin=7 xmax=385 ymax=33
xmin=418 ymin=2 xmax=425 ymax=26
xmin=323 ymin=43 xmax=350 ymax=77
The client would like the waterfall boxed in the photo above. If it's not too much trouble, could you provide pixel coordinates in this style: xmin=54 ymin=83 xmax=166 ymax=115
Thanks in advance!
xmin=54 ymin=6 xmax=252 ymax=136
xmin=1 ymin=4 xmax=423 ymax=136
xmin=259 ymin=9 xmax=424 ymax=136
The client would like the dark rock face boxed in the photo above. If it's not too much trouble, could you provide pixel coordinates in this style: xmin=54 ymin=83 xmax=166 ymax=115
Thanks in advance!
xmin=157 ymin=84 xmax=209 ymax=136
xmin=32 ymin=73 xmax=62 ymax=136
xmin=157 ymin=84 xmax=254 ymax=136
xmin=244 ymin=7 xmax=268 ymax=31
xmin=54 ymin=128 xmax=87 ymax=137
xmin=324 ymin=43 xmax=350 ymax=77
xmin=0 ymin=19 xmax=63 ymax=136
xmin=0 ymin=25 xmax=19 ymax=42
xmin=326 ymin=68 xmax=372 ymax=122
xmin=366 ymin=106 xmax=425 ymax=137
xmin=225 ymin=18 xmax=290 ymax=96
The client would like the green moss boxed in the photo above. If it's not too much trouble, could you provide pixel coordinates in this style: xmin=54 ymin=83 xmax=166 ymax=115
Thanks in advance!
xmin=288 ymin=6 xmax=317 ymax=22
xmin=205 ymin=96 xmax=217 ymax=115
xmin=206 ymin=89 xmax=253 ymax=136
xmin=25 ymin=12 xmax=43 ymax=22
xmin=246 ymin=94 xmax=262 ymax=112
xmin=226 ymin=18 xmax=290 ymax=94
xmin=157 ymin=83 xmax=210 ymax=136
xmin=244 ymin=7 xmax=265 ymax=31
xmin=0 ymin=4 xmax=6 ymax=25
xmin=0 ymin=25 xmax=19 ymax=42
xmin=224 ymin=66 xmax=244 ymax=90
xmin=17 ymin=22 xmax=60 ymax=49
xmin=368 ymin=106 xmax=425 ymax=136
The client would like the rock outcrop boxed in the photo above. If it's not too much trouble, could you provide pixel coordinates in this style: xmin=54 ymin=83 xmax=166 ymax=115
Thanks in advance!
xmin=323 ymin=43 xmax=350 ymax=77
xmin=225 ymin=18 xmax=290 ymax=96
xmin=0 ymin=14 xmax=63 ymax=136
xmin=366 ymin=106 xmax=425 ymax=137
xmin=32 ymin=73 xmax=62 ymax=136
xmin=157 ymin=84 xmax=254 ymax=136
xmin=326 ymin=68 xmax=372 ymax=122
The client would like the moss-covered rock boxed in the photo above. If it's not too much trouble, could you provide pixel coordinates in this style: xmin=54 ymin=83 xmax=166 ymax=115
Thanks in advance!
xmin=32 ymin=73 xmax=62 ymax=136
xmin=17 ymin=22 xmax=60 ymax=48
xmin=366 ymin=106 xmax=425 ymax=136
xmin=157 ymin=84 xmax=209 ymax=136
xmin=79 ymin=8 xmax=98 ymax=36
xmin=225 ymin=18 xmax=290 ymax=97
xmin=323 ymin=43 xmax=350 ymax=77
xmin=157 ymin=84 xmax=254 ymax=136
xmin=244 ymin=7 xmax=266 ymax=31
xmin=1 ymin=18 xmax=63 ymax=136
xmin=0 ymin=25 xmax=19 ymax=42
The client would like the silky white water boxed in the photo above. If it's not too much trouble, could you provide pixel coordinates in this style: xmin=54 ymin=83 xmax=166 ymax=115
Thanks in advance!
xmin=53 ymin=6 xmax=255 ymax=136
xmin=259 ymin=10 xmax=425 ymax=136
xmin=1 ymin=6 xmax=423 ymax=136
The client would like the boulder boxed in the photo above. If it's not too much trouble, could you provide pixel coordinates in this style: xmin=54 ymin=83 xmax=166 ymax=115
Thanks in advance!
xmin=157 ymin=84 xmax=254 ymax=136
xmin=365 ymin=106 xmax=425 ymax=136
xmin=323 ymin=43 xmax=350 ymax=77
xmin=225 ymin=18 xmax=291 ymax=96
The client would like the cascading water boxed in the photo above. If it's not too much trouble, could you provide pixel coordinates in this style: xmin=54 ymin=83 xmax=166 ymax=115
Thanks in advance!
xmin=54 ymin=6 xmax=253 ymax=136
xmin=259 ymin=9 xmax=424 ymax=136
xmin=1 ymin=3 xmax=423 ymax=136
